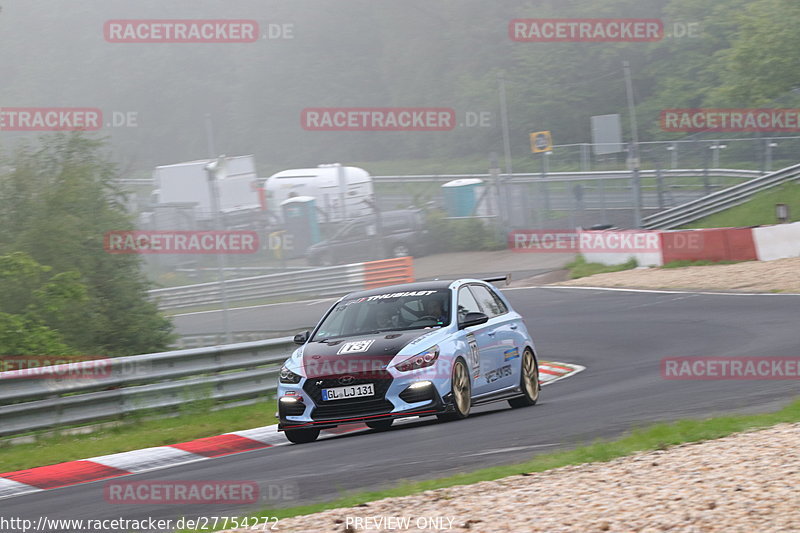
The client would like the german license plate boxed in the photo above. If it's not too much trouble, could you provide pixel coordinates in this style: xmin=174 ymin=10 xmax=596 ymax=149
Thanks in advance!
xmin=321 ymin=383 xmax=375 ymax=401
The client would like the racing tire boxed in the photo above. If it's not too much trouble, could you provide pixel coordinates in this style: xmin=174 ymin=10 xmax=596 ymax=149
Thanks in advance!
xmin=391 ymin=243 xmax=411 ymax=258
xmin=508 ymin=348 xmax=540 ymax=408
xmin=284 ymin=428 xmax=320 ymax=444
xmin=437 ymin=358 xmax=471 ymax=421
xmin=366 ymin=419 xmax=393 ymax=431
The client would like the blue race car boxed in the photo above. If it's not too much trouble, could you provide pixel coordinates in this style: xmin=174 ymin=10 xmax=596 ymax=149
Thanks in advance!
xmin=277 ymin=277 xmax=540 ymax=443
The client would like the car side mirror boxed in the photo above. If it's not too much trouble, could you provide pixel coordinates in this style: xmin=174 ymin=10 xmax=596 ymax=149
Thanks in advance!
xmin=293 ymin=330 xmax=310 ymax=345
xmin=459 ymin=312 xmax=489 ymax=329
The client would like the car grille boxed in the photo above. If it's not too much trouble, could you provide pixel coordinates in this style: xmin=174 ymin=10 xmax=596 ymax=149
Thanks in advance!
xmin=304 ymin=370 xmax=394 ymax=421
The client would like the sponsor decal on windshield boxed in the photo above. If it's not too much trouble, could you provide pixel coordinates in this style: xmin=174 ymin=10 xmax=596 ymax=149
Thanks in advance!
xmin=355 ymin=290 xmax=438 ymax=302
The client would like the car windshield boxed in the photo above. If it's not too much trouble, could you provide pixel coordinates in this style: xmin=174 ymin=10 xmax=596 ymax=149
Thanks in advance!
xmin=311 ymin=289 xmax=451 ymax=341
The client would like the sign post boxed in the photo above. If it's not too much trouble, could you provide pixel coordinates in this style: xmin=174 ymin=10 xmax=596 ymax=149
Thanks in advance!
xmin=530 ymin=131 xmax=553 ymax=229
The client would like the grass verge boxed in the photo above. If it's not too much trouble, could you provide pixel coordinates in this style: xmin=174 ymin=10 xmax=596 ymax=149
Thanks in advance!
xmin=0 ymin=399 xmax=278 ymax=472
xmin=185 ymin=397 xmax=800 ymax=531
xmin=685 ymin=182 xmax=800 ymax=228
xmin=565 ymin=255 xmax=638 ymax=279
xmin=660 ymin=259 xmax=745 ymax=268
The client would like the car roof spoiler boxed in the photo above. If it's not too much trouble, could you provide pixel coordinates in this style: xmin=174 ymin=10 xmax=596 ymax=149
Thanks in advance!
xmin=483 ymin=274 xmax=512 ymax=286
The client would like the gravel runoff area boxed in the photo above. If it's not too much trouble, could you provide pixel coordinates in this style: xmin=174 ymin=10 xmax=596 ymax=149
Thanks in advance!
xmin=226 ymin=423 xmax=799 ymax=532
xmin=554 ymin=257 xmax=800 ymax=293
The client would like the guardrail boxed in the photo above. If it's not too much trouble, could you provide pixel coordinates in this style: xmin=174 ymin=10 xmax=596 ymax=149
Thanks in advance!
xmin=149 ymin=256 xmax=414 ymax=310
xmin=0 ymin=338 xmax=296 ymax=437
xmin=372 ymin=168 xmax=761 ymax=184
xmin=642 ymin=164 xmax=800 ymax=229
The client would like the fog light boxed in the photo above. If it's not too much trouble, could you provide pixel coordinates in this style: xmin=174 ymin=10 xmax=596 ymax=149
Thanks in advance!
xmin=280 ymin=396 xmax=303 ymax=403
xmin=408 ymin=381 xmax=432 ymax=389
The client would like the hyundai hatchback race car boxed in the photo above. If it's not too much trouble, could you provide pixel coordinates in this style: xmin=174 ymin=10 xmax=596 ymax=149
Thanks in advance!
xmin=277 ymin=277 xmax=540 ymax=443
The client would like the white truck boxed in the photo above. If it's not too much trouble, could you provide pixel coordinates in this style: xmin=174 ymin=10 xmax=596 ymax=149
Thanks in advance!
xmin=263 ymin=164 xmax=374 ymax=223
xmin=152 ymin=155 xmax=261 ymax=220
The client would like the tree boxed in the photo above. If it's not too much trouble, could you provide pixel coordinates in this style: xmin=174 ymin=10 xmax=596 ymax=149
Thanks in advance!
xmin=0 ymin=252 xmax=82 ymax=355
xmin=711 ymin=0 xmax=800 ymax=105
xmin=0 ymin=135 xmax=174 ymax=355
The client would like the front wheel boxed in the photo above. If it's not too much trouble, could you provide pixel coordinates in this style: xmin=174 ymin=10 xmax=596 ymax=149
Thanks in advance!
xmin=508 ymin=348 xmax=540 ymax=408
xmin=437 ymin=359 xmax=471 ymax=421
xmin=284 ymin=428 xmax=320 ymax=444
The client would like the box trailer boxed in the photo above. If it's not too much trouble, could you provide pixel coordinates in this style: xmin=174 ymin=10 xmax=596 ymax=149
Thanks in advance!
xmin=152 ymin=155 xmax=260 ymax=220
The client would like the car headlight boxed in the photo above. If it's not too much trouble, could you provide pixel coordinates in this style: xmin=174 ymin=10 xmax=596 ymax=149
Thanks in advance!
xmin=395 ymin=346 xmax=439 ymax=372
xmin=279 ymin=365 xmax=302 ymax=384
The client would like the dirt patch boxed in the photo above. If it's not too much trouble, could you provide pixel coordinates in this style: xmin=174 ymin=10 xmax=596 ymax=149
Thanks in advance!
xmin=552 ymin=257 xmax=800 ymax=293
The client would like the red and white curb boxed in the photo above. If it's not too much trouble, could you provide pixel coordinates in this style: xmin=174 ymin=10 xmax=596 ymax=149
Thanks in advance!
xmin=0 ymin=360 xmax=583 ymax=501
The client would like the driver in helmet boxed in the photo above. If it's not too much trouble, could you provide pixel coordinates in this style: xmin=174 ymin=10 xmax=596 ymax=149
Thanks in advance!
xmin=422 ymin=294 xmax=449 ymax=324
xmin=375 ymin=304 xmax=398 ymax=329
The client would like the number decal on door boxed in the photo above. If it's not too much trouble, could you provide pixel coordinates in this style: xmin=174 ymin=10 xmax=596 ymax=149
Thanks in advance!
xmin=467 ymin=333 xmax=480 ymax=379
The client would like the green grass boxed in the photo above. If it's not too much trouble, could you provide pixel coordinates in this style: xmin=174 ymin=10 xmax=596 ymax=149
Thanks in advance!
xmin=0 ymin=399 xmax=278 ymax=472
xmin=685 ymin=182 xmax=800 ymax=228
xmin=565 ymin=255 xmax=638 ymax=279
xmin=180 ymin=397 xmax=800 ymax=531
xmin=660 ymin=259 xmax=744 ymax=269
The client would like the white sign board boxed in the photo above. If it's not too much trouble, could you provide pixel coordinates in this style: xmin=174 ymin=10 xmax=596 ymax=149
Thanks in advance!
xmin=591 ymin=114 xmax=623 ymax=155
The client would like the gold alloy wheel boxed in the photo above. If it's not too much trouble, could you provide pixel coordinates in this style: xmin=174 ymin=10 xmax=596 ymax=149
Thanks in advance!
xmin=452 ymin=359 xmax=471 ymax=416
xmin=522 ymin=349 xmax=540 ymax=402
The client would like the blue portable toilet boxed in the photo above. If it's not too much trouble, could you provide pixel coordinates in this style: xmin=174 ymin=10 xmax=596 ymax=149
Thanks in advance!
xmin=280 ymin=196 xmax=321 ymax=259
xmin=441 ymin=178 xmax=484 ymax=217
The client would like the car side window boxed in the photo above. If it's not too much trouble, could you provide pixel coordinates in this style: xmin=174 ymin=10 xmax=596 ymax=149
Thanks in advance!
xmin=344 ymin=223 xmax=368 ymax=239
xmin=457 ymin=286 xmax=482 ymax=322
xmin=469 ymin=284 xmax=508 ymax=318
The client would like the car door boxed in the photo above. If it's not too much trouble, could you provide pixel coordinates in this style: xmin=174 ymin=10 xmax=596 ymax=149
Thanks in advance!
xmin=469 ymin=284 xmax=518 ymax=390
xmin=336 ymin=221 xmax=374 ymax=262
xmin=456 ymin=285 xmax=501 ymax=396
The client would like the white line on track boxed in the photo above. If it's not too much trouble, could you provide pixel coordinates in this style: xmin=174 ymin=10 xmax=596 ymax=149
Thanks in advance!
xmin=504 ymin=286 xmax=800 ymax=296
xmin=464 ymin=444 xmax=560 ymax=457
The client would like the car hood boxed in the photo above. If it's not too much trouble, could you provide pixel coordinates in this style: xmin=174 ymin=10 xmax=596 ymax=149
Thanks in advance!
xmin=299 ymin=329 xmax=438 ymax=378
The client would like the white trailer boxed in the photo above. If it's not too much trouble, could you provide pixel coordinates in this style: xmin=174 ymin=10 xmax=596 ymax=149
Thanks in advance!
xmin=263 ymin=164 xmax=373 ymax=223
xmin=152 ymin=155 xmax=260 ymax=219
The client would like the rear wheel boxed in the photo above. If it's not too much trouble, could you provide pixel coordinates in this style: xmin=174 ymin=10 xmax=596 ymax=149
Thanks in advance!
xmin=366 ymin=419 xmax=393 ymax=431
xmin=391 ymin=243 xmax=410 ymax=257
xmin=284 ymin=428 xmax=320 ymax=444
xmin=508 ymin=348 xmax=540 ymax=408
xmin=438 ymin=359 xmax=471 ymax=421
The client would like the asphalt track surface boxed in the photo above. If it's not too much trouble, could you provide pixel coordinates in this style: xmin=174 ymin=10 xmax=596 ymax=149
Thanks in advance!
xmin=4 ymin=287 xmax=800 ymax=531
